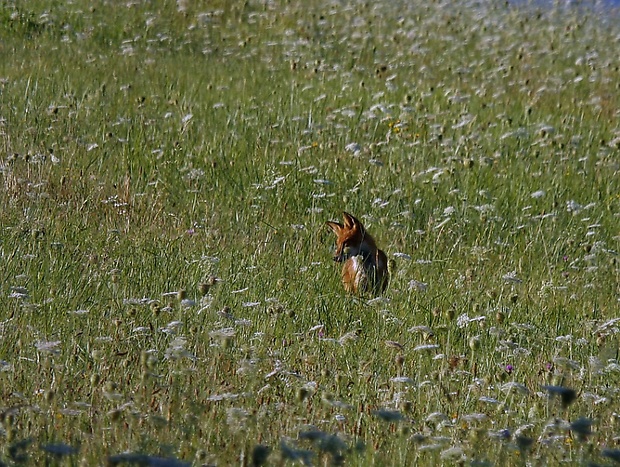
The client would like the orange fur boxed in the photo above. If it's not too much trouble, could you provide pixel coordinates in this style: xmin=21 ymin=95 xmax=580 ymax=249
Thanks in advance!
xmin=326 ymin=212 xmax=389 ymax=295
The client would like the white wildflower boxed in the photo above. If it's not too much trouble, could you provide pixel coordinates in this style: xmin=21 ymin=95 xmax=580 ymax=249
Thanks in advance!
xmin=35 ymin=341 xmax=61 ymax=354
xmin=605 ymin=362 xmax=620 ymax=373
xmin=408 ymin=325 xmax=434 ymax=337
xmin=160 ymin=321 xmax=183 ymax=335
xmin=391 ymin=376 xmax=415 ymax=384
xmin=500 ymin=382 xmax=530 ymax=395
xmin=338 ymin=331 xmax=359 ymax=345
xmin=457 ymin=314 xmax=470 ymax=328
xmin=9 ymin=286 xmax=29 ymax=299
xmin=393 ymin=252 xmax=411 ymax=260
xmin=209 ymin=327 xmax=235 ymax=339
xmin=443 ymin=206 xmax=455 ymax=216
xmin=208 ymin=392 xmax=241 ymax=401
xmin=553 ymin=357 xmax=580 ymax=370
xmin=164 ymin=337 xmax=195 ymax=361
xmin=461 ymin=413 xmax=488 ymax=423
xmin=413 ymin=344 xmax=440 ymax=352
xmin=408 ymin=280 xmax=428 ymax=291
xmin=582 ymin=392 xmax=608 ymax=405
xmin=345 ymin=142 xmax=361 ymax=155
xmin=594 ymin=318 xmax=620 ymax=334
xmin=367 ymin=297 xmax=390 ymax=306
xmin=426 ymin=412 xmax=449 ymax=423
xmin=502 ymin=271 xmax=522 ymax=283
xmin=473 ymin=204 xmax=495 ymax=213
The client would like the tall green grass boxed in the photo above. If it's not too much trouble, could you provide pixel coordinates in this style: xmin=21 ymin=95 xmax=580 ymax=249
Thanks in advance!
xmin=1 ymin=0 xmax=619 ymax=465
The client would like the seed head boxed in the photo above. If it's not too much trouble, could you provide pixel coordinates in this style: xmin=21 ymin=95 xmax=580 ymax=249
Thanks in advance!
xmin=570 ymin=417 xmax=592 ymax=442
xmin=108 ymin=409 xmax=122 ymax=422
xmin=297 ymin=387 xmax=309 ymax=402
xmin=395 ymin=354 xmax=405 ymax=368
xmin=469 ymin=335 xmax=481 ymax=351
xmin=541 ymin=384 xmax=577 ymax=408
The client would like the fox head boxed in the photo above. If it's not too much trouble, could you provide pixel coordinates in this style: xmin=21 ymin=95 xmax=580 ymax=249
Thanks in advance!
xmin=326 ymin=212 xmax=370 ymax=263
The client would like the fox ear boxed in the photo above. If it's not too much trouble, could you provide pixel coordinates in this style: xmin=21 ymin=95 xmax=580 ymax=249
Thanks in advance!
xmin=342 ymin=212 xmax=359 ymax=230
xmin=326 ymin=221 xmax=343 ymax=234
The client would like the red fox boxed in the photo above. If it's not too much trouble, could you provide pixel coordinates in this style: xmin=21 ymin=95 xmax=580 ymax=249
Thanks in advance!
xmin=326 ymin=212 xmax=389 ymax=295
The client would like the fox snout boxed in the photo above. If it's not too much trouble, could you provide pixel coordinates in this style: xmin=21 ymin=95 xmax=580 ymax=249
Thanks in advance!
xmin=333 ymin=245 xmax=352 ymax=262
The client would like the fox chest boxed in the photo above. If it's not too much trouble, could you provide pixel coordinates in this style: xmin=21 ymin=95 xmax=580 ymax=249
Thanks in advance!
xmin=342 ymin=256 xmax=373 ymax=293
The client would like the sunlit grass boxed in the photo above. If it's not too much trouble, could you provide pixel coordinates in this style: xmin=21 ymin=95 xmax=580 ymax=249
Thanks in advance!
xmin=1 ymin=0 xmax=619 ymax=465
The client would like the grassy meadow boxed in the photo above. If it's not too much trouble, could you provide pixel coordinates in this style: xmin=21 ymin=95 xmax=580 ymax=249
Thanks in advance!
xmin=1 ymin=0 xmax=619 ymax=465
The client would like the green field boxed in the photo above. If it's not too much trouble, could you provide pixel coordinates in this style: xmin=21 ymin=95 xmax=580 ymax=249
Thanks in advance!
xmin=1 ymin=0 xmax=619 ymax=465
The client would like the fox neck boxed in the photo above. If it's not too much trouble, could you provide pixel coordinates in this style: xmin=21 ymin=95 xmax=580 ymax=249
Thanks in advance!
xmin=357 ymin=235 xmax=378 ymax=261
